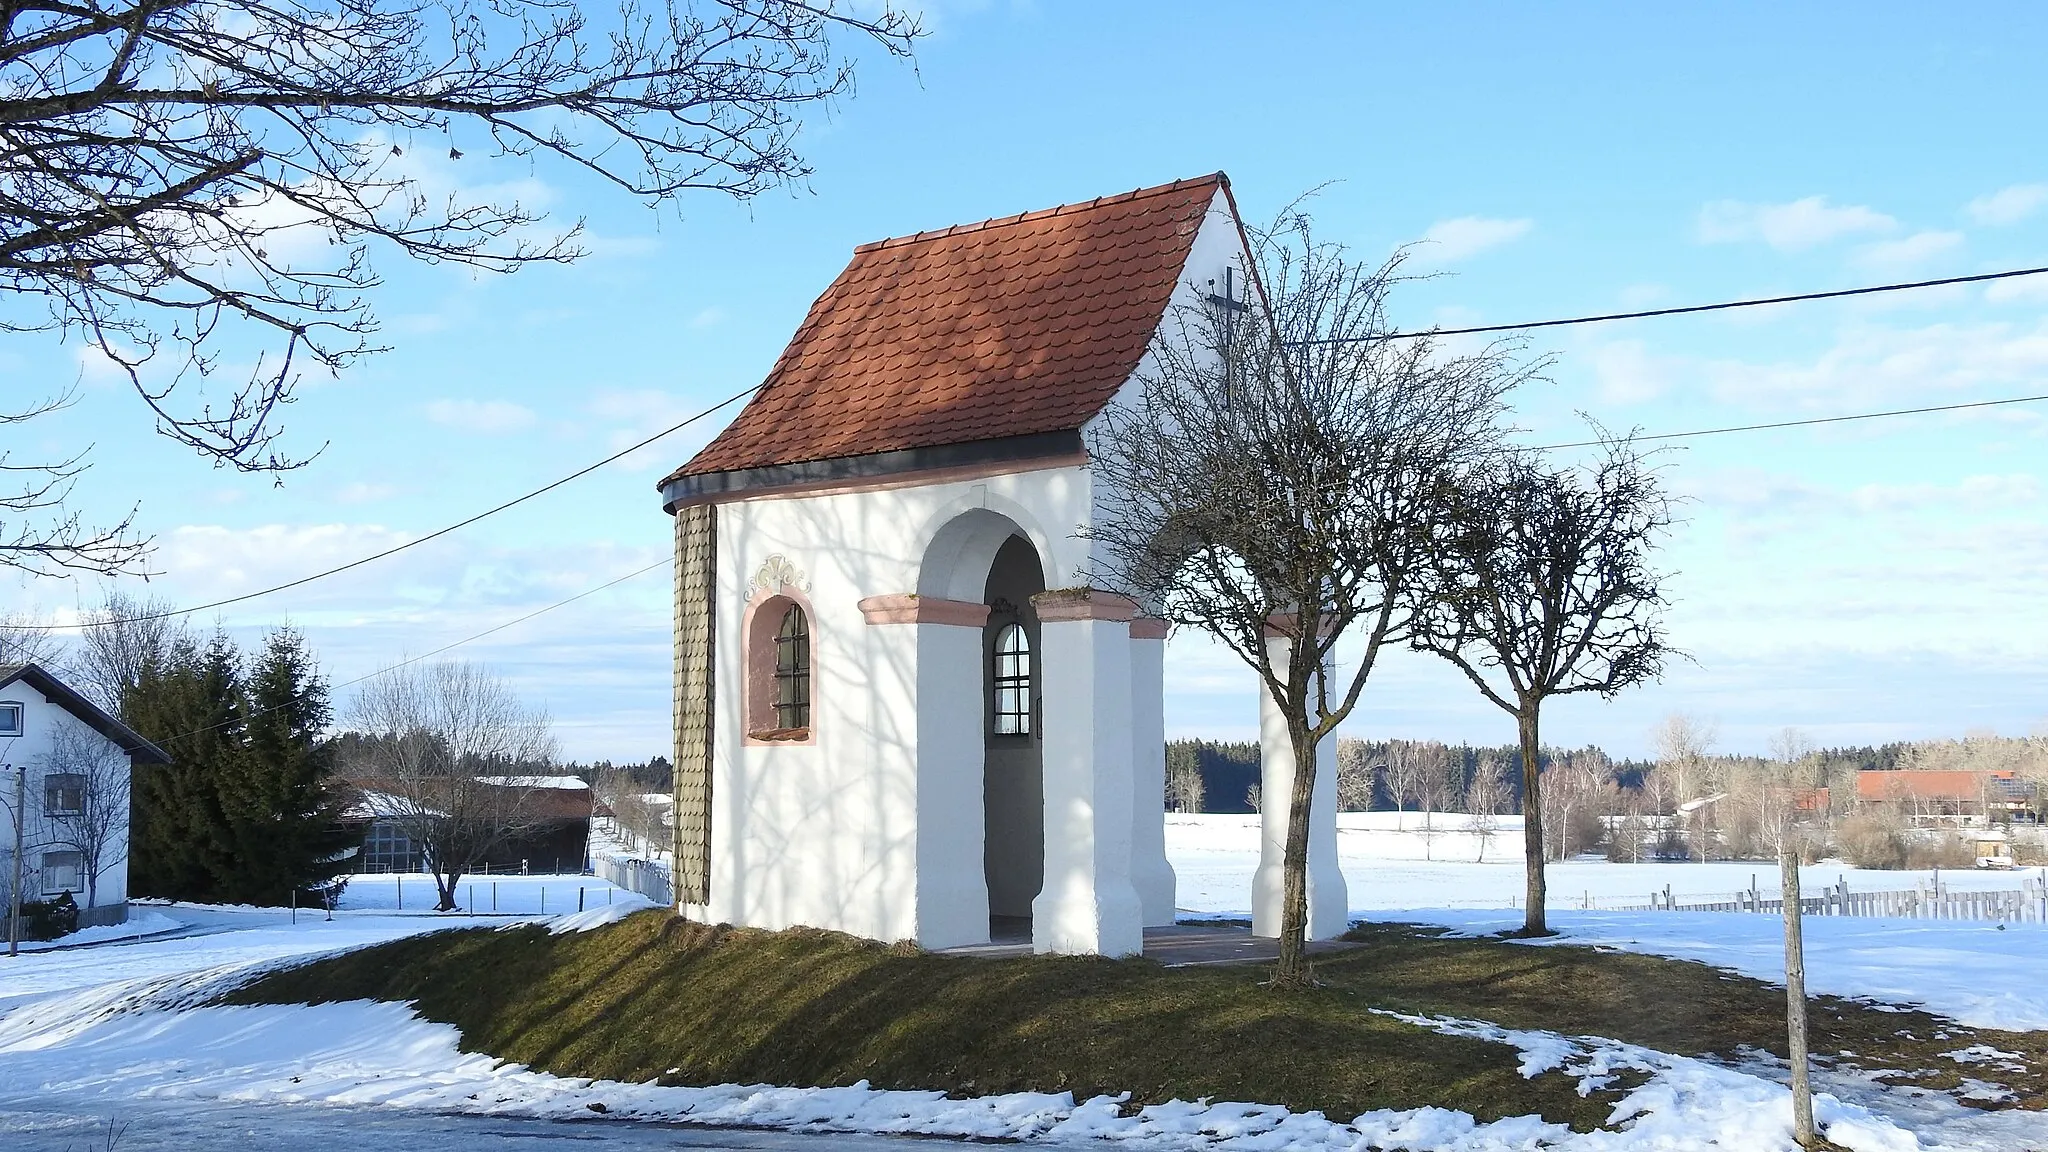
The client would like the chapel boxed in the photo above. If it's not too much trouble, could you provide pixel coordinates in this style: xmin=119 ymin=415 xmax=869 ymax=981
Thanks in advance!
xmin=657 ymin=173 xmax=1349 ymax=955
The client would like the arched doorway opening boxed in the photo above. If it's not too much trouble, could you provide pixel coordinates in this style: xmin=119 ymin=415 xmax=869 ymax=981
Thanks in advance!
xmin=981 ymin=533 xmax=1045 ymax=941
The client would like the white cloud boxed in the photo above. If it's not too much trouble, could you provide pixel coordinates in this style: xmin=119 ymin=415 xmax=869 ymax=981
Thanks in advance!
xmin=687 ymin=307 xmax=728 ymax=329
xmin=1418 ymin=216 xmax=1533 ymax=262
xmin=1696 ymin=196 xmax=1897 ymax=250
xmin=1852 ymin=229 xmax=1964 ymax=273
xmin=1966 ymin=184 xmax=2048 ymax=227
xmin=424 ymin=398 xmax=538 ymax=435
xmin=1986 ymin=274 xmax=2048 ymax=304
xmin=1586 ymin=339 xmax=1674 ymax=404
xmin=1700 ymin=318 xmax=2048 ymax=412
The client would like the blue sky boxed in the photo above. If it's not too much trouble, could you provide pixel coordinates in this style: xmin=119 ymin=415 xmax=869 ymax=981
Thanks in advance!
xmin=7 ymin=2 xmax=2048 ymax=761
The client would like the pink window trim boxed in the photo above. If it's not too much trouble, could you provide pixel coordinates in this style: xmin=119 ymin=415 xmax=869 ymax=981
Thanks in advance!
xmin=742 ymin=587 xmax=819 ymax=747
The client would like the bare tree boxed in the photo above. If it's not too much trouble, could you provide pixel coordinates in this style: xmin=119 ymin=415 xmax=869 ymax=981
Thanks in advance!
xmin=1466 ymin=752 xmax=1510 ymax=863
xmin=341 ymin=661 xmax=556 ymax=910
xmin=1333 ymin=738 xmax=1374 ymax=812
xmin=0 ymin=611 xmax=62 ymax=667
xmin=36 ymin=716 xmax=132 ymax=907
xmin=1413 ymin=743 xmax=1462 ymax=861
xmin=1655 ymin=713 xmax=1719 ymax=861
xmin=1380 ymin=740 xmax=1427 ymax=830
xmin=72 ymin=592 xmax=187 ymax=715
xmin=2 ymin=0 xmax=919 ymax=574
xmin=1411 ymin=440 xmax=1672 ymax=934
xmin=1088 ymin=214 xmax=1527 ymax=983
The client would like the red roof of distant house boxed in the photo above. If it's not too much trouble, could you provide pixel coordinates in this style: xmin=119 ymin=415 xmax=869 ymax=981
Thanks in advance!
xmin=664 ymin=174 xmax=1231 ymax=485
xmin=1855 ymin=769 xmax=2013 ymax=803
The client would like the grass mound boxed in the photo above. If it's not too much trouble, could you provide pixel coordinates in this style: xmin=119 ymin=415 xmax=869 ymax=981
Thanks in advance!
xmin=228 ymin=913 xmax=2048 ymax=1124
xmin=228 ymin=912 xmax=1617 ymax=1128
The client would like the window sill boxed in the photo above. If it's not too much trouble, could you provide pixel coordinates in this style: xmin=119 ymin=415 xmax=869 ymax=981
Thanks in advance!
xmin=747 ymin=727 xmax=812 ymax=743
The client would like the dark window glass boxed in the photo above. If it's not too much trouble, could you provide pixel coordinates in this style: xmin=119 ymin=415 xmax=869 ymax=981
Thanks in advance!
xmin=44 ymin=773 xmax=85 ymax=817
xmin=993 ymin=623 xmax=1032 ymax=736
xmin=774 ymin=605 xmax=811 ymax=730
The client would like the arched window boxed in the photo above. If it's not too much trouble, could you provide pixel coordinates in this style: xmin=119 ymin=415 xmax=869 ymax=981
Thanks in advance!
xmin=992 ymin=622 xmax=1031 ymax=736
xmin=773 ymin=604 xmax=811 ymax=731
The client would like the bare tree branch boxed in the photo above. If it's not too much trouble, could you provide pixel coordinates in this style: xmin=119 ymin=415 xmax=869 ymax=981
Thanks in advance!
xmin=1086 ymin=209 xmax=1532 ymax=983
xmin=1409 ymin=435 xmax=1674 ymax=933
xmin=2 ymin=0 xmax=919 ymax=573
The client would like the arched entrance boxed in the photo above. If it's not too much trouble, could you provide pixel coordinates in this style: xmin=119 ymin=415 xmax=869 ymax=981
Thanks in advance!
xmin=981 ymin=534 xmax=1045 ymax=940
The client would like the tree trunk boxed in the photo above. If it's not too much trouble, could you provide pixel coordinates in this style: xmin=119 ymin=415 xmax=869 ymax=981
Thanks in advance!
xmin=1274 ymin=719 xmax=1320 ymax=986
xmin=1518 ymin=706 xmax=1548 ymax=935
xmin=435 ymin=868 xmax=462 ymax=912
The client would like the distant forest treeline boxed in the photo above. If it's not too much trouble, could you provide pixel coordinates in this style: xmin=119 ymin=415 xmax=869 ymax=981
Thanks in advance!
xmin=1164 ymin=737 xmax=1915 ymax=815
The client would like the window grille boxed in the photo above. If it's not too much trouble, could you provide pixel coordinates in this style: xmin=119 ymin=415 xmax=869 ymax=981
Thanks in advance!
xmin=773 ymin=605 xmax=811 ymax=730
xmin=993 ymin=622 xmax=1032 ymax=736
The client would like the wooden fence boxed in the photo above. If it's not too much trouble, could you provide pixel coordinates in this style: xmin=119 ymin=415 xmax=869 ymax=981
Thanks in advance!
xmin=1627 ymin=874 xmax=2048 ymax=923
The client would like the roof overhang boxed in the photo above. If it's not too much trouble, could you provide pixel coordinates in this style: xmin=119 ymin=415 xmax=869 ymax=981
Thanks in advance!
xmin=661 ymin=429 xmax=1085 ymax=512
xmin=0 ymin=662 xmax=172 ymax=764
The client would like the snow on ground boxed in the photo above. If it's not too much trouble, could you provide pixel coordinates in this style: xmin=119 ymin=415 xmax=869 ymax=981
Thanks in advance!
xmin=1171 ymin=813 xmax=2044 ymax=914
xmin=1377 ymin=907 xmax=2048 ymax=1033
xmin=0 ymin=981 xmax=1955 ymax=1152
xmin=1168 ymin=814 xmax=2048 ymax=1033
xmin=10 ymin=910 xmax=185 ymax=952
xmin=338 ymin=870 xmax=639 ymax=916
xmin=4 ymin=835 xmax=2047 ymax=1149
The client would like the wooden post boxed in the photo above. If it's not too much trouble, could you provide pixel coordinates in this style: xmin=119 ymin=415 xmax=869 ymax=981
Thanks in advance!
xmin=1781 ymin=845 xmax=1816 ymax=1147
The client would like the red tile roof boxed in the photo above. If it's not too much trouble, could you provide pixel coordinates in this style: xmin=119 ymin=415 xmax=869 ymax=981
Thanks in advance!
xmin=666 ymin=173 xmax=1232 ymax=484
xmin=1855 ymin=769 xmax=2013 ymax=803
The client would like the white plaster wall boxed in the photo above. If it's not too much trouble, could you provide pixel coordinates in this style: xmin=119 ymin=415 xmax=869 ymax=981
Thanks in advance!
xmin=1080 ymin=184 xmax=1254 ymax=576
xmin=704 ymin=466 xmax=1093 ymax=945
xmin=0 ymin=682 xmax=132 ymax=910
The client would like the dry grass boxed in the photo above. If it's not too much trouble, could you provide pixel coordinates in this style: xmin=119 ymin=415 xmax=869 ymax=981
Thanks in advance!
xmin=228 ymin=913 xmax=2048 ymax=1127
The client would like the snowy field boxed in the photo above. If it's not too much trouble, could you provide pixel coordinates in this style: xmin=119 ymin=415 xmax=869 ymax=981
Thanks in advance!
xmin=1170 ymin=812 xmax=2044 ymax=915
xmin=1170 ymin=813 xmax=2048 ymax=1032
xmin=4 ymin=837 xmax=2048 ymax=1150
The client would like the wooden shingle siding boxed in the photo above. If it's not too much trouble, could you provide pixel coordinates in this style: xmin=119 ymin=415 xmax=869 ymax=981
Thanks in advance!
xmin=672 ymin=502 xmax=717 ymax=905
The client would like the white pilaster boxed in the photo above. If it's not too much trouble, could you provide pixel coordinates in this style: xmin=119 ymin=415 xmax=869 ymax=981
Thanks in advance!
xmin=861 ymin=594 xmax=990 ymax=949
xmin=1030 ymin=589 xmax=1145 ymax=957
xmin=1128 ymin=619 xmax=1177 ymax=926
xmin=1251 ymin=630 xmax=1349 ymax=940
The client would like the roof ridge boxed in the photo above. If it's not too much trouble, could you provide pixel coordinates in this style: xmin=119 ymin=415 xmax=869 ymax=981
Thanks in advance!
xmin=852 ymin=172 xmax=1227 ymax=255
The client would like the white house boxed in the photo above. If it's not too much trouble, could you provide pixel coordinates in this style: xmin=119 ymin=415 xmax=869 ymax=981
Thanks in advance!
xmin=657 ymin=173 xmax=1348 ymax=956
xmin=0 ymin=662 xmax=171 ymax=927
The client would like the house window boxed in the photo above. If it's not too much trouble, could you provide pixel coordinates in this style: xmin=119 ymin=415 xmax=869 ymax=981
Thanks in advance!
xmin=0 ymin=703 xmax=21 ymax=737
xmin=44 ymin=773 xmax=85 ymax=817
xmin=993 ymin=622 xmax=1032 ymax=736
xmin=360 ymin=822 xmax=417 ymax=872
xmin=773 ymin=605 xmax=811 ymax=731
xmin=41 ymin=850 xmax=83 ymax=894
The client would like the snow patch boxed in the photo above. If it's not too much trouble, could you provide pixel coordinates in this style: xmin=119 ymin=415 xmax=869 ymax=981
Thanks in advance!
xmin=547 ymin=896 xmax=657 ymax=934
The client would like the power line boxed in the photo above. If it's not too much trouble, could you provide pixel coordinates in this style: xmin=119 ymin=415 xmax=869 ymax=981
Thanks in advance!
xmin=1535 ymin=391 xmax=2048 ymax=451
xmin=60 ymin=383 xmax=756 ymax=631
xmin=1295 ymin=264 xmax=2048 ymax=346
xmin=145 ymin=557 xmax=671 ymax=747
xmin=52 ymin=262 xmax=2048 ymax=632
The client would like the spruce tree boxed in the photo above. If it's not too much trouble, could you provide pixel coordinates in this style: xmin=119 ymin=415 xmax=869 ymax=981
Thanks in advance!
xmin=233 ymin=628 xmax=358 ymax=904
xmin=125 ymin=631 xmax=246 ymax=901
